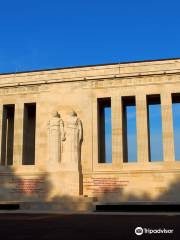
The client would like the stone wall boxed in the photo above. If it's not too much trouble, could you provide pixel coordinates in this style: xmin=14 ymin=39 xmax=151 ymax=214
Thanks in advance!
xmin=0 ymin=58 xmax=180 ymax=207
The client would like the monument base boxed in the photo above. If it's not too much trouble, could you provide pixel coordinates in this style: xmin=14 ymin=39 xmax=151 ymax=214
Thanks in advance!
xmin=47 ymin=170 xmax=82 ymax=198
xmin=20 ymin=197 xmax=95 ymax=212
xmin=59 ymin=171 xmax=82 ymax=196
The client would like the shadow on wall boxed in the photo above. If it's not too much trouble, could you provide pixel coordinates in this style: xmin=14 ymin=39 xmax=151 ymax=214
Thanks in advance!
xmin=94 ymin=176 xmax=180 ymax=204
xmin=0 ymin=167 xmax=91 ymax=211
xmin=0 ymin=167 xmax=52 ymax=203
xmin=1 ymin=167 xmax=180 ymax=211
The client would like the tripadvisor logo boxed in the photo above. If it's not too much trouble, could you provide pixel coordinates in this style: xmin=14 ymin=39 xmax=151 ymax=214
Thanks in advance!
xmin=135 ymin=227 xmax=143 ymax=235
xmin=135 ymin=227 xmax=174 ymax=235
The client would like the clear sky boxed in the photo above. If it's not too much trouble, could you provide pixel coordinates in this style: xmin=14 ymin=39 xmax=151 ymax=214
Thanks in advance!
xmin=0 ymin=0 xmax=180 ymax=73
xmin=148 ymin=104 xmax=163 ymax=161
xmin=126 ymin=106 xmax=137 ymax=162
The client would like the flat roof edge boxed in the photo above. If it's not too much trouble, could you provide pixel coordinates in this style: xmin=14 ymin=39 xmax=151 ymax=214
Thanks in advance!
xmin=0 ymin=57 xmax=180 ymax=76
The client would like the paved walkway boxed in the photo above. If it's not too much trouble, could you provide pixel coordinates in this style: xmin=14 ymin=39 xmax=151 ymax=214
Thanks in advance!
xmin=1 ymin=213 xmax=180 ymax=239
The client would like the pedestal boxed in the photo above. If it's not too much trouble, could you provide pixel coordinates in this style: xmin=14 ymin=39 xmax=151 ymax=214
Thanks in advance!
xmin=59 ymin=171 xmax=81 ymax=196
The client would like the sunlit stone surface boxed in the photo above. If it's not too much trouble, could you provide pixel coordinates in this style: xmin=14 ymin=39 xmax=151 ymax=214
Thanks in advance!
xmin=0 ymin=58 xmax=180 ymax=211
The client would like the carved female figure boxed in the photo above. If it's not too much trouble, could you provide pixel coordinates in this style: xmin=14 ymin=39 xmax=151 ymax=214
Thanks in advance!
xmin=63 ymin=110 xmax=83 ymax=166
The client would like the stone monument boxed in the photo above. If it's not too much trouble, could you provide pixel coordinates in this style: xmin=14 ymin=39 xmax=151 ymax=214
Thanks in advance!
xmin=0 ymin=58 xmax=180 ymax=211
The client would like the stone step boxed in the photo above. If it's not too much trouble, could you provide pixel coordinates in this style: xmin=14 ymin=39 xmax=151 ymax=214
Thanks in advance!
xmin=0 ymin=197 xmax=97 ymax=212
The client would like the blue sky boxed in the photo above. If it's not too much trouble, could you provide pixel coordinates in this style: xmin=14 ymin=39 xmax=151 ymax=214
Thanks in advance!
xmin=0 ymin=0 xmax=180 ymax=73
xmin=126 ymin=106 xmax=137 ymax=162
xmin=148 ymin=104 xmax=163 ymax=161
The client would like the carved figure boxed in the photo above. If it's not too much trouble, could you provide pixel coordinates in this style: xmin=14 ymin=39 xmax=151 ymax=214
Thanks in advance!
xmin=63 ymin=110 xmax=83 ymax=164
xmin=48 ymin=111 xmax=65 ymax=164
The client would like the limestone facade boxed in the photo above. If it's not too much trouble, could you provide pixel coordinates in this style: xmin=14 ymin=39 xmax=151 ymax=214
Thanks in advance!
xmin=0 ymin=58 xmax=180 ymax=210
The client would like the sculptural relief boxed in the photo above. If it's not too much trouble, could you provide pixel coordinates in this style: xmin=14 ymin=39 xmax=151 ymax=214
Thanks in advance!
xmin=62 ymin=110 xmax=83 ymax=166
xmin=48 ymin=111 xmax=65 ymax=164
xmin=48 ymin=110 xmax=82 ymax=169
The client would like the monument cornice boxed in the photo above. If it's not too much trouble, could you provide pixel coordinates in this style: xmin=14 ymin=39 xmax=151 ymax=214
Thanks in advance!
xmin=0 ymin=58 xmax=179 ymax=88
xmin=0 ymin=69 xmax=180 ymax=89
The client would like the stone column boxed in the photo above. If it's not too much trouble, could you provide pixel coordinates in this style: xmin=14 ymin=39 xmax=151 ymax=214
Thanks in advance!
xmin=111 ymin=95 xmax=123 ymax=166
xmin=161 ymin=92 xmax=175 ymax=162
xmin=13 ymin=103 xmax=24 ymax=166
xmin=0 ymin=105 xmax=3 ymax=165
xmin=92 ymin=97 xmax=99 ymax=169
xmin=36 ymin=102 xmax=50 ymax=168
xmin=136 ymin=94 xmax=149 ymax=163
